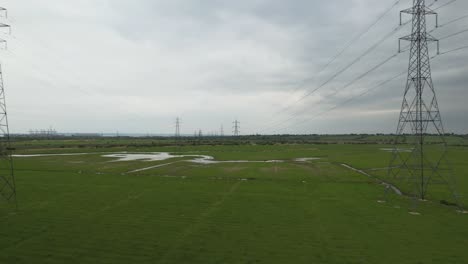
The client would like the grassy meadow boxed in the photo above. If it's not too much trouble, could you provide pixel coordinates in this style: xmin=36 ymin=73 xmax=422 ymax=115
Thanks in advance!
xmin=0 ymin=139 xmax=467 ymax=263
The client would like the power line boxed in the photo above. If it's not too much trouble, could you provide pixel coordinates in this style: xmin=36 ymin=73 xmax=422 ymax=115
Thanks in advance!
xmin=439 ymin=43 xmax=468 ymax=54
xmin=439 ymin=13 xmax=468 ymax=28
xmin=257 ymin=48 xmax=407 ymax=134
xmin=250 ymin=0 xmax=452 ymax=135
xmin=274 ymin=0 xmax=407 ymax=114
xmin=265 ymin=44 xmax=467 ymax=135
xmin=315 ymin=0 xmax=403 ymax=76
xmin=249 ymin=6 xmax=424 ymax=135
xmin=319 ymin=53 xmax=400 ymax=101
xmin=433 ymin=0 xmax=457 ymax=10
xmin=279 ymin=20 xmax=411 ymax=115
xmin=439 ymin=27 xmax=468 ymax=40
xmin=271 ymin=71 xmax=407 ymax=134
xmin=255 ymin=11 xmax=462 ymax=135
xmin=277 ymin=0 xmax=404 ymax=103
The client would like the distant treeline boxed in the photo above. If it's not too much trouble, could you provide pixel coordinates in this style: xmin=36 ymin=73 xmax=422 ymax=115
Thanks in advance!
xmin=7 ymin=133 xmax=468 ymax=151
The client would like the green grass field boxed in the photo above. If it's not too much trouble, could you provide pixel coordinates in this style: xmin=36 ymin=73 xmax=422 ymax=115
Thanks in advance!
xmin=1 ymin=143 xmax=467 ymax=263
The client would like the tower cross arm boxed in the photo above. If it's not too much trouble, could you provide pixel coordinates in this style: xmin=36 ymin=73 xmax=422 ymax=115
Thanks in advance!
xmin=399 ymin=33 xmax=438 ymax=42
xmin=0 ymin=23 xmax=10 ymax=35
xmin=399 ymin=32 xmax=438 ymax=53
xmin=400 ymin=6 xmax=437 ymax=16
xmin=0 ymin=7 xmax=7 ymax=18
xmin=400 ymin=6 xmax=438 ymax=27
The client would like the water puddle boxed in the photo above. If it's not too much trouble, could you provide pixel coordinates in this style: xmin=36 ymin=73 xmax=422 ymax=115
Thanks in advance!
xmin=341 ymin=163 xmax=402 ymax=196
xmin=294 ymin=158 xmax=321 ymax=162
xmin=13 ymin=153 xmax=92 ymax=157
xmin=102 ymin=153 xmax=183 ymax=162
xmin=15 ymin=151 xmax=319 ymax=164
xmin=14 ymin=151 xmax=321 ymax=173
xmin=128 ymin=162 xmax=180 ymax=173
xmin=103 ymin=152 xmax=299 ymax=165
xmin=380 ymin=148 xmax=413 ymax=153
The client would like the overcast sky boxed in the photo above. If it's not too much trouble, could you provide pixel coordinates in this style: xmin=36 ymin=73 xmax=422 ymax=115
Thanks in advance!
xmin=1 ymin=0 xmax=468 ymax=135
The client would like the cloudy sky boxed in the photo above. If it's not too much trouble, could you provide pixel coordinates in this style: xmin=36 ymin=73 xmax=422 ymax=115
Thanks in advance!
xmin=1 ymin=0 xmax=468 ymax=135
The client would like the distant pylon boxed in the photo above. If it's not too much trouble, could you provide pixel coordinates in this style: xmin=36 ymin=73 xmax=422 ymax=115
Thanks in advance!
xmin=0 ymin=7 xmax=16 ymax=206
xmin=220 ymin=125 xmax=224 ymax=136
xmin=175 ymin=117 xmax=181 ymax=138
xmin=232 ymin=120 xmax=240 ymax=136
xmin=387 ymin=0 xmax=462 ymax=209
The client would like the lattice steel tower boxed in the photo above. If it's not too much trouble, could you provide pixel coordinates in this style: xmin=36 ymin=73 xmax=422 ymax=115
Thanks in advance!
xmin=0 ymin=7 xmax=16 ymax=206
xmin=233 ymin=120 xmax=240 ymax=136
xmin=387 ymin=0 xmax=461 ymax=208
xmin=175 ymin=117 xmax=181 ymax=138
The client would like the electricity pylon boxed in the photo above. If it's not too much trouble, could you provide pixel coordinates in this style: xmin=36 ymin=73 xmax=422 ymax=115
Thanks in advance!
xmin=174 ymin=117 xmax=181 ymax=147
xmin=175 ymin=117 xmax=181 ymax=138
xmin=220 ymin=125 xmax=224 ymax=137
xmin=0 ymin=7 xmax=16 ymax=206
xmin=387 ymin=0 xmax=462 ymax=209
xmin=232 ymin=120 xmax=240 ymax=136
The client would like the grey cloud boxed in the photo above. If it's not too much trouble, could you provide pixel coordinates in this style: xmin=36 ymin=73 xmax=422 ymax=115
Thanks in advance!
xmin=1 ymin=0 xmax=468 ymax=134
